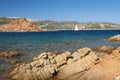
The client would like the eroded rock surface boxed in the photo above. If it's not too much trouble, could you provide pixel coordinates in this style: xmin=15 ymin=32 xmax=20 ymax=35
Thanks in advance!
xmin=56 ymin=49 xmax=98 ymax=80
xmin=9 ymin=47 xmax=99 ymax=80
xmin=79 ymin=48 xmax=120 ymax=80
xmin=8 ymin=47 xmax=120 ymax=80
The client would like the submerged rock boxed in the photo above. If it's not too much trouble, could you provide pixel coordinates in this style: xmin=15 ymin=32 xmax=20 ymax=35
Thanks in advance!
xmin=9 ymin=58 xmax=20 ymax=64
xmin=64 ymin=41 xmax=76 ymax=45
xmin=0 ymin=51 xmax=21 ymax=58
xmin=93 ymin=45 xmax=114 ymax=53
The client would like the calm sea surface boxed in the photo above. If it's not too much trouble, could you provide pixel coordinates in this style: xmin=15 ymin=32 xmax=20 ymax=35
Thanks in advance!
xmin=0 ymin=30 xmax=120 ymax=77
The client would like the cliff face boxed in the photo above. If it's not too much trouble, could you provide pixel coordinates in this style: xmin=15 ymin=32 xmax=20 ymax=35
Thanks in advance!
xmin=0 ymin=18 xmax=47 ymax=32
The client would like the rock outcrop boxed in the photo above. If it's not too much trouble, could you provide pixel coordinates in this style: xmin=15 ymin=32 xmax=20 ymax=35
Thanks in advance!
xmin=80 ymin=48 xmax=120 ymax=80
xmin=108 ymin=34 xmax=120 ymax=41
xmin=8 ymin=47 xmax=120 ymax=80
xmin=55 ymin=48 xmax=98 ymax=80
xmin=0 ymin=18 xmax=47 ymax=32
xmin=8 ymin=47 xmax=99 ymax=80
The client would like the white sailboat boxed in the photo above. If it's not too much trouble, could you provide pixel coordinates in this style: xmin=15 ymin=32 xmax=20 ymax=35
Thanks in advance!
xmin=75 ymin=25 xmax=79 ymax=31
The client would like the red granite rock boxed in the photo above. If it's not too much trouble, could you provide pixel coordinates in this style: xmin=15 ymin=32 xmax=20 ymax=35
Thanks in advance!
xmin=0 ymin=18 xmax=47 ymax=32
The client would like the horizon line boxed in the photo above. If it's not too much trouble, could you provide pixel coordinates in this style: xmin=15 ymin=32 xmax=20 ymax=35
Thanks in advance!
xmin=1 ymin=16 xmax=120 ymax=24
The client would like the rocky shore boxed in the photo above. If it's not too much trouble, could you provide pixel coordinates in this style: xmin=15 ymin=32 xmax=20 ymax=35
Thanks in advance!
xmin=3 ymin=45 xmax=119 ymax=80
xmin=0 ymin=34 xmax=119 ymax=80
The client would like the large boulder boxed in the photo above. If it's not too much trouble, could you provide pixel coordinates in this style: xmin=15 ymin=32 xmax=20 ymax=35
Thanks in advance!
xmin=93 ymin=45 xmax=114 ymax=53
xmin=9 ymin=52 xmax=59 ymax=80
xmin=108 ymin=34 xmax=120 ymax=41
xmin=56 ymin=51 xmax=98 ymax=79
xmin=0 ymin=51 xmax=20 ymax=58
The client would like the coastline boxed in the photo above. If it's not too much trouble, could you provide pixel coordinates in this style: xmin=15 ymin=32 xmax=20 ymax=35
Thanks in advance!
xmin=4 ymin=46 xmax=120 ymax=80
xmin=0 ymin=31 xmax=120 ymax=80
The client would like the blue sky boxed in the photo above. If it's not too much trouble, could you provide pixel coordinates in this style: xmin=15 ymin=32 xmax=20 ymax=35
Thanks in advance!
xmin=0 ymin=0 xmax=120 ymax=23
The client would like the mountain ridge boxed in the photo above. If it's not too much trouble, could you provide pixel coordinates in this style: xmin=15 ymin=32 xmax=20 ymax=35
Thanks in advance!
xmin=33 ymin=20 xmax=120 ymax=30
xmin=1 ymin=17 xmax=120 ymax=31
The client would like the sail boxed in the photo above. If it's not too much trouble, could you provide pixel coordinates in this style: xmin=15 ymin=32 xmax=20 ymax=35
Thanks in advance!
xmin=75 ymin=25 xmax=78 ymax=31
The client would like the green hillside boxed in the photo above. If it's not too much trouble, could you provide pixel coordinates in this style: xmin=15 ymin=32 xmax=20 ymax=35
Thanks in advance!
xmin=33 ymin=20 xmax=120 ymax=30
xmin=0 ymin=17 xmax=17 ymax=25
xmin=1 ymin=17 xmax=120 ymax=30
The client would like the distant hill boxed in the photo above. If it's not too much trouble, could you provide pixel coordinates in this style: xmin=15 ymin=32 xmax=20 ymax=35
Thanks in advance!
xmin=0 ymin=17 xmax=47 ymax=32
xmin=33 ymin=20 xmax=120 ymax=30
xmin=0 ymin=17 xmax=120 ymax=31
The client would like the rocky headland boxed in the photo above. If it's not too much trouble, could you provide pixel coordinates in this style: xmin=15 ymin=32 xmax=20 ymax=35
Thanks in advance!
xmin=0 ymin=32 xmax=120 ymax=80
xmin=4 ymin=46 xmax=120 ymax=80
xmin=0 ymin=18 xmax=47 ymax=32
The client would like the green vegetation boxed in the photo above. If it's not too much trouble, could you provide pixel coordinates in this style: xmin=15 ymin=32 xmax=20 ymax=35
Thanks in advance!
xmin=33 ymin=20 xmax=120 ymax=30
xmin=0 ymin=17 xmax=9 ymax=25
xmin=33 ymin=20 xmax=55 ymax=26
xmin=0 ymin=17 xmax=17 ymax=25
xmin=90 ymin=23 xmax=101 ymax=29
xmin=0 ymin=17 xmax=120 ymax=30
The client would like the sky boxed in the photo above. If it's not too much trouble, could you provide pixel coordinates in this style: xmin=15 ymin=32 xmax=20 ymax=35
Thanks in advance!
xmin=0 ymin=0 xmax=120 ymax=23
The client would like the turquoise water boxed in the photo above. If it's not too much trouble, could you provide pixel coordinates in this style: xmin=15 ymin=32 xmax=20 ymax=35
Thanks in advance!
xmin=0 ymin=30 xmax=120 ymax=77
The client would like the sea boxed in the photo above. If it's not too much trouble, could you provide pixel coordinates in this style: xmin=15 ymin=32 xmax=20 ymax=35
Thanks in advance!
xmin=0 ymin=30 xmax=120 ymax=78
